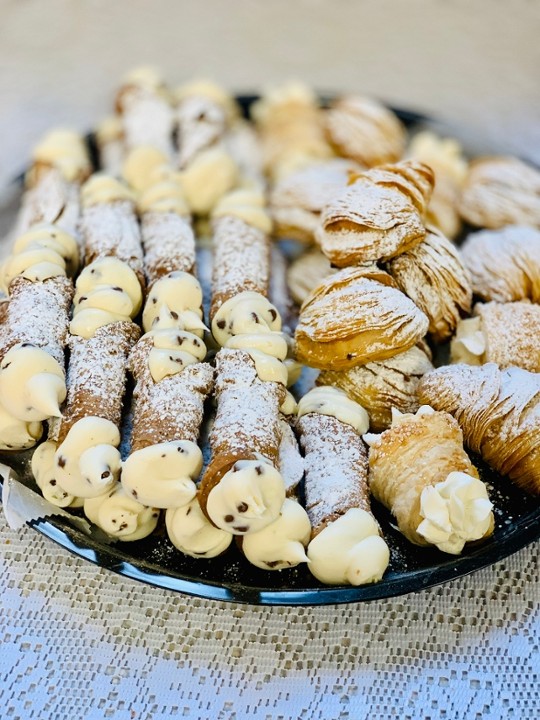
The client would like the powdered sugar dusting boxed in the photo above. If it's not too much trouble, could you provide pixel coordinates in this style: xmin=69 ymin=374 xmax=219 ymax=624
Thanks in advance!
xmin=81 ymin=201 xmax=144 ymax=276
xmin=141 ymin=211 xmax=196 ymax=287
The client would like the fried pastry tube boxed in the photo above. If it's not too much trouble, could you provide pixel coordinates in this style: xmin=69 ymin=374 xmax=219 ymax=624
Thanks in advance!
xmin=366 ymin=406 xmax=494 ymax=553
xmin=460 ymin=226 xmax=540 ymax=304
xmin=13 ymin=129 xmax=91 ymax=240
xmin=451 ymin=301 xmax=540 ymax=372
xmin=199 ymin=348 xmax=287 ymax=535
xmin=295 ymin=266 xmax=429 ymax=370
xmin=296 ymin=386 xmax=389 ymax=585
xmin=175 ymin=80 xmax=239 ymax=215
xmin=121 ymin=335 xmax=214 ymax=509
xmin=419 ymin=363 xmax=540 ymax=495
xmin=386 ymin=226 xmax=472 ymax=342
xmin=252 ymin=82 xmax=333 ymax=181
xmin=325 ymin=95 xmax=406 ymax=168
xmin=316 ymin=160 xmax=434 ymax=267
xmin=115 ymin=66 xmax=175 ymax=158
xmin=318 ymin=343 xmax=434 ymax=432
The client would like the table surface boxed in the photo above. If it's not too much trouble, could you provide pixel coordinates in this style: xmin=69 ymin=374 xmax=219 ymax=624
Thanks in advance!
xmin=1 ymin=1 xmax=539 ymax=717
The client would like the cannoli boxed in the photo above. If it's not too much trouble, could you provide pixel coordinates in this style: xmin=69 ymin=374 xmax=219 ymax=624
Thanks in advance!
xmin=318 ymin=343 xmax=434 ymax=432
xmin=295 ymin=266 xmax=429 ymax=370
xmin=121 ymin=335 xmax=213 ymax=508
xmin=460 ymin=226 xmax=540 ymax=304
xmin=296 ymin=386 xmax=389 ymax=585
xmin=386 ymin=226 xmax=472 ymax=342
xmin=224 ymin=117 xmax=266 ymax=190
xmin=458 ymin=156 xmax=540 ymax=230
xmin=115 ymin=67 xmax=175 ymax=158
xmin=451 ymin=301 xmax=540 ymax=372
xmin=95 ymin=116 xmax=125 ymax=177
xmin=407 ymin=131 xmax=468 ymax=240
xmin=165 ymin=495 xmax=233 ymax=558
xmin=252 ymin=82 xmax=333 ymax=181
xmin=366 ymin=406 xmax=494 ymax=553
xmin=325 ymin=95 xmax=406 ymax=167
xmin=419 ymin=363 xmax=540 ymax=494
xmin=175 ymin=80 xmax=239 ymax=215
xmin=79 ymin=174 xmax=144 ymax=283
xmin=0 ymin=275 xmax=73 ymax=422
xmin=199 ymin=348 xmax=287 ymax=535
xmin=269 ymin=158 xmax=361 ymax=244
xmin=0 ymin=402 xmax=42 ymax=452
xmin=141 ymin=270 xmax=206 ymax=336
xmin=31 ymin=440 xmax=82 ymax=508
xmin=316 ymin=160 xmax=434 ymax=267
xmin=84 ymin=483 xmax=160 ymax=541
xmin=287 ymin=247 xmax=335 ymax=306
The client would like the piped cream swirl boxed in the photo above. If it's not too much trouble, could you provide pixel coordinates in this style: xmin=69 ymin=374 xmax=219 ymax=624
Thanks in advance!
xmin=148 ymin=328 xmax=207 ymax=382
xmin=31 ymin=129 xmax=90 ymax=182
xmin=0 ymin=401 xmax=42 ymax=451
xmin=142 ymin=271 xmax=206 ymax=335
xmin=307 ymin=509 xmax=390 ymax=585
xmin=165 ymin=498 xmax=233 ymax=558
xmin=31 ymin=440 xmax=81 ymax=508
xmin=81 ymin=174 xmax=134 ymax=207
xmin=84 ymin=484 xmax=160 ymax=541
xmin=417 ymin=471 xmax=494 ymax=554
xmin=213 ymin=189 xmax=272 ymax=234
xmin=298 ymin=386 xmax=369 ymax=434
xmin=212 ymin=292 xmax=281 ymax=347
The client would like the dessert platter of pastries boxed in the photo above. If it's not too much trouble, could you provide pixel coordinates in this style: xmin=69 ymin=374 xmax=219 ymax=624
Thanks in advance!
xmin=0 ymin=68 xmax=539 ymax=603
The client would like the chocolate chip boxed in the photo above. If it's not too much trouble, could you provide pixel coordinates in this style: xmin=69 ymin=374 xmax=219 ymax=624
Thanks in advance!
xmin=50 ymin=479 xmax=57 ymax=486
xmin=216 ymin=320 xmax=226 ymax=329
xmin=193 ymin=339 xmax=200 ymax=347
xmin=101 ymin=471 xmax=110 ymax=479
xmin=2 ymin=362 xmax=11 ymax=369
xmin=255 ymin=465 xmax=264 ymax=475
xmin=177 ymin=445 xmax=185 ymax=453
xmin=161 ymin=453 xmax=166 ymax=458
xmin=119 ymin=522 xmax=128 ymax=531
xmin=90 ymin=268 xmax=95 ymax=274
xmin=251 ymin=312 xmax=260 ymax=324
xmin=78 ymin=296 xmax=87 ymax=303
xmin=21 ymin=342 xmax=34 ymax=348
xmin=152 ymin=297 xmax=157 ymax=304
xmin=170 ymin=311 xmax=179 ymax=320
xmin=112 ymin=518 xmax=117 ymax=523
xmin=170 ymin=355 xmax=183 ymax=364
xmin=57 ymin=456 xmax=66 ymax=468
xmin=131 ymin=489 xmax=138 ymax=499
xmin=85 ymin=477 xmax=92 ymax=484
xmin=232 ymin=464 xmax=239 ymax=472
xmin=112 ymin=286 xmax=123 ymax=292
xmin=265 ymin=560 xmax=281 ymax=568
xmin=62 ymin=492 xmax=68 ymax=499
xmin=186 ymin=506 xmax=191 ymax=515
xmin=269 ymin=309 xmax=277 ymax=321
xmin=233 ymin=526 xmax=249 ymax=533
xmin=237 ymin=502 xmax=248 ymax=513
xmin=224 ymin=514 xmax=234 ymax=522
xmin=152 ymin=513 xmax=159 ymax=518
xmin=109 ymin=490 xmax=116 ymax=497
xmin=176 ymin=336 xmax=184 ymax=345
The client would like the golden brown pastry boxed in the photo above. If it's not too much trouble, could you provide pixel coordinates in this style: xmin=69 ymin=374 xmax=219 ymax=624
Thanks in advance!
xmin=269 ymin=158 xmax=362 ymax=243
xmin=366 ymin=406 xmax=494 ymax=553
xmin=419 ymin=363 xmax=540 ymax=495
xmin=316 ymin=160 xmax=434 ymax=267
xmin=295 ymin=266 xmax=429 ymax=370
xmin=287 ymin=247 xmax=335 ymax=306
xmin=460 ymin=225 xmax=540 ymax=303
xmin=458 ymin=156 xmax=540 ymax=229
xmin=386 ymin=226 xmax=472 ymax=342
xmin=451 ymin=301 xmax=540 ymax=373
xmin=325 ymin=95 xmax=406 ymax=167
xmin=407 ymin=131 xmax=468 ymax=240
xmin=318 ymin=343 xmax=434 ymax=431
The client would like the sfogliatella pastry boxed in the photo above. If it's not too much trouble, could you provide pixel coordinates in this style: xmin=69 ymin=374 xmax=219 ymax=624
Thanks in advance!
xmin=386 ymin=226 xmax=472 ymax=342
xmin=199 ymin=348 xmax=287 ymax=535
xmin=451 ymin=301 xmax=540 ymax=372
xmin=366 ymin=406 xmax=494 ymax=553
xmin=407 ymin=131 xmax=468 ymax=240
xmin=115 ymin=66 xmax=175 ymax=158
xmin=287 ymin=247 xmax=335 ymax=306
xmin=419 ymin=363 xmax=540 ymax=495
xmin=458 ymin=156 xmax=540 ymax=229
xmin=269 ymin=158 xmax=361 ymax=244
xmin=295 ymin=266 xmax=429 ymax=370
xmin=252 ymin=82 xmax=333 ymax=181
xmin=318 ymin=343 xmax=434 ymax=432
xmin=296 ymin=386 xmax=390 ymax=585
xmin=325 ymin=95 xmax=406 ymax=167
xmin=316 ymin=160 xmax=434 ymax=267
xmin=460 ymin=225 xmax=540 ymax=303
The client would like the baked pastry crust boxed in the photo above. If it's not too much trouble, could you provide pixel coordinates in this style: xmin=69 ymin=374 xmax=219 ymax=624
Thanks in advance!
xmin=316 ymin=160 xmax=434 ymax=267
xmin=287 ymin=247 xmax=335 ymax=306
xmin=460 ymin=225 xmax=540 ymax=303
xmin=386 ymin=226 xmax=472 ymax=342
xmin=294 ymin=266 xmax=429 ymax=370
xmin=458 ymin=156 xmax=540 ymax=229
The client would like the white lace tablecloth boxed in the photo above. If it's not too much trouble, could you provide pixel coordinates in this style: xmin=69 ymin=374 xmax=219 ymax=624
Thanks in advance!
xmin=1 ymin=511 xmax=538 ymax=719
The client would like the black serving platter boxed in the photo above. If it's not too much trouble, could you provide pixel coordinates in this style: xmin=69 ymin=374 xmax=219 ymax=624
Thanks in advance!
xmin=0 ymin=99 xmax=538 ymax=605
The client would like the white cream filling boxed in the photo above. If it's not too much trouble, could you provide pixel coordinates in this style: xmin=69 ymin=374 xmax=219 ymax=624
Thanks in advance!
xmin=284 ymin=358 xmax=303 ymax=388
xmin=206 ymin=456 xmax=286 ymax=535
xmin=2 ymin=247 xmax=66 ymax=290
xmin=81 ymin=174 xmax=134 ymax=206
xmin=165 ymin=498 xmax=233 ymax=558
xmin=242 ymin=498 xmax=311 ymax=570
xmin=138 ymin=178 xmax=190 ymax=215
xmin=212 ymin=188 xmax=272 ymax=233
xmin=122 ymin=146 xmax=169 ymax=193
xmin=212 ymin=292 xmax=282 ymax=347
xmin=298 ymin=386 xmax=369 ymax=434
xmin=179 ymin=145 xmax=239 ymax=215
xmin=32 ymin=129 xmax=89 ymax=182
xmin=31 ymin=439 xmax=82 ymax=508
xmin=307 ymin=508 xmax=389 ymax=585
xmin=84 ymin=484 xmax=160 ymax=541
xmin=0 ymin=401 xmax=42 ymax=451
xmin=121 ymin=441 xmax=202 ymax=509
xmin=142 ymin=271 xmax=206 ymax=334
xmin=417 ymin=471 xmax=494 ymax=554
xmin=54 ymin=417 xmax=121 ymax=498
xmin=280 ymin=391 xmax=298 ymax=416
xmin=450 ymin=317 xmax=485 ymax=366
xmin=12 ymin=224 xmax=79 ymax=274
xmin=148 ymin=327 xmax=207 ymax=382
xmin=0 ymin=345 xmax=66 ymax=421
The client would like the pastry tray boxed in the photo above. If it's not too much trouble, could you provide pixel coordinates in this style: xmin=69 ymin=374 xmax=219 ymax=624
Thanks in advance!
xmin=0 ymin=100 xmax=539 ymax=605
